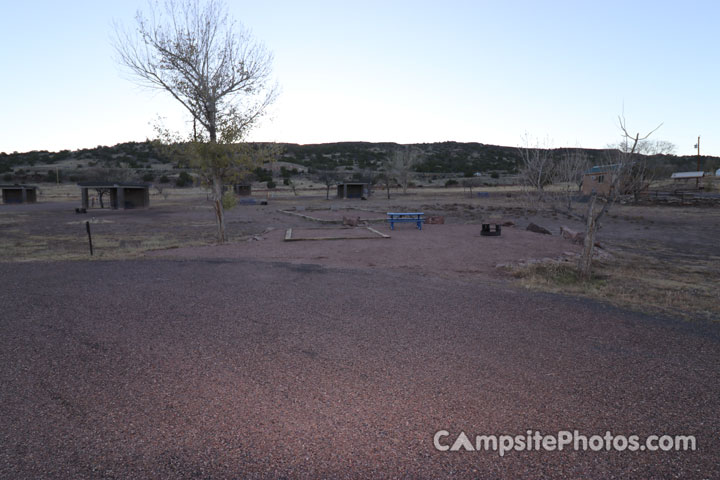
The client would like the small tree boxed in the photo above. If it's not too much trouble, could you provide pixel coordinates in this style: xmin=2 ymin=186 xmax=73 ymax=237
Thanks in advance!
xmin=553 ymin=149 xmax=590 ymax=212
xmin=575 ymin=116 xmax=663 ymax=279
xmin=518 ymin=135 xmax=555 ymax=199
xmin=461 ymin=177 xmax=480 ymax=198
xmin=114 ymin=0 xmax=276 ymax=243
xmin=386 ymin=145 xmax=420 ymax=194
xmin=611 ymin=117 xmax=673 ymax=201
xmin=533 ymin=116 xmax=663 ymax=280
xmin=318 ymin=170 xmax=338 ymax=200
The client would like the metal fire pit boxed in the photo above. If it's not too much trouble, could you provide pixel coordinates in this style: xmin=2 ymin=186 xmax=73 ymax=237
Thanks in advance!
xmin=480 ymin=224 xmax=501 ymax=236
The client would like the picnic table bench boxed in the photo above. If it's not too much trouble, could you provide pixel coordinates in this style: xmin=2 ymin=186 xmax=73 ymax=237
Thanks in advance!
xmin=387 ymin=212 xmax=424 ymax=230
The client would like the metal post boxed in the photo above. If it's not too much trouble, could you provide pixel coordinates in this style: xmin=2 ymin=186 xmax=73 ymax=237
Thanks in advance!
xmin=85 ymin=221 xmax=93 ymax=256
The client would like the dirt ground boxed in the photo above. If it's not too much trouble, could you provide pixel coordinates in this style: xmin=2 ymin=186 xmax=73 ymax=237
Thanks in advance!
xmin=152 ymin=223 xmax=580 ymax=280
xmin=1 ymin=185 xmax=719 ymax=478
xmin=2 ymin=186 xmax=718 ymax=319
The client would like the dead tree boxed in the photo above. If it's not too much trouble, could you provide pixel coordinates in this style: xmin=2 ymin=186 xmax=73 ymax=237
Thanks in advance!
xmin=318 ymin=170 xmax=339 ymax=200
xmin=462 ymin=177 xmax=480 ymax=198
xmin=553 ymin=149 xmax=590 ymax=212
xmin=94 ymin=188 xmax=110 ymax=208
xmin=385 ymin=146 xmax=420 ymax=195
xmin=576 ymin=116 xmax=663 ymax=279
xmin=518 ymin=135 xmax=555 ymax=199
xmin=612 ymin=117 xmax=673 ymax=201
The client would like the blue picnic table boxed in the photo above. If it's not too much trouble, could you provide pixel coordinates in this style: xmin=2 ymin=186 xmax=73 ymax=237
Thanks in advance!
xmin=387 ymin=212 xmax=424 ymax=230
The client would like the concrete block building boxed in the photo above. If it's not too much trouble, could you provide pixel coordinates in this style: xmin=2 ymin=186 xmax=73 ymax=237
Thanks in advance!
xmin=78 ymin=182 xmax=150 ymax=209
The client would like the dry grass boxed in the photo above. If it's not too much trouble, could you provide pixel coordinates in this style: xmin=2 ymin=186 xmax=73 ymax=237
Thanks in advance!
xmin=0 ymin=233 xmax=205 ymax=262
xmin=509 ymin=252 xmax=720 ymax=322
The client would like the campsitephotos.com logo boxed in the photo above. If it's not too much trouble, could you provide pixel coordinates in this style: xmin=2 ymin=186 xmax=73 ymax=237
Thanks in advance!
xmin=433 ymin=430 xmax=696 ymax=457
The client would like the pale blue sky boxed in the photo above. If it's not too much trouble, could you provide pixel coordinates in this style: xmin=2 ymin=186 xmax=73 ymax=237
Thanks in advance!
xmin=1 ymin=0 xmax=718 ymax=156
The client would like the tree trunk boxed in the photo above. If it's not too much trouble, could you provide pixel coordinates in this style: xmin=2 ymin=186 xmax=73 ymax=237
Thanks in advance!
xmin=578 ymin=194 xmax=597 ymax=279
xmin=325 ymin=185 xmax=330 ymax=200
xmin=386 ymin=179 xmax=391 ymax=199
xmin=212 ymin=174 xmax=226 ymax=244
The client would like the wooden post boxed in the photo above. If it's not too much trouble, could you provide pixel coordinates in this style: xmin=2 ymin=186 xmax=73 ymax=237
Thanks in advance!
xmin=85 ymin=221 xmax=93 ymax=256
xmin=578 ymin=194 xmax=597 ymax=279
xmin=696 ymin=136 xmax=701 ymax=188
xmin=116 ymin=187 xmax=125 ymax=210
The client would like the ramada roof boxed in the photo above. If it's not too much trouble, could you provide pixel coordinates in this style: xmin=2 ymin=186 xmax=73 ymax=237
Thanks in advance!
xmin=77 ymin=182 xmax=150 ymax=188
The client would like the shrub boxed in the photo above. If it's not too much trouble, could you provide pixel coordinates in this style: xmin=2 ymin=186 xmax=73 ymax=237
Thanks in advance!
xmin=221 ymin=191 xmax=237 ymax=210
xmin=175 ymin=171 xmax=193 ymax=187
xmin=45 ymin=170 xmax=60 ymax=183
xmin=159 ymin=175 xmax=169 ymax=183
xmin=490 ymin=172 xmax=500 ymax=179
xmin=2 ymin=173 xmax=12 ymax=181
xmin=142 ymin=172 xmax=155 ymax=182
xmin=253 ymin=167 xmax=272 ymax=182
xmin=266 ymin=180 xmax=276 ymax=189
xmin=283 ymin=178 xmax=290 ymax=185
xmin=445 ymin=179 xmax=459 ymax=187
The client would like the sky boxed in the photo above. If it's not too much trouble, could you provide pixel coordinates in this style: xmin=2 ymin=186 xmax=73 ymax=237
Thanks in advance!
xmin=1 ymin=0 xmax=718 ymax=156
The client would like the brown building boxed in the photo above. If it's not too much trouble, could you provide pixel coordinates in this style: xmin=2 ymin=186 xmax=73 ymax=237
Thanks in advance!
xmin=1 ymin=184 xmax=38 ymax=204
xmin=337 ymin=182 xmax=369 ymax=199
xmin=582 ymin=165 xmax=618 ymax=196
xmin=78 ymin=182 xmax=150 ymax=209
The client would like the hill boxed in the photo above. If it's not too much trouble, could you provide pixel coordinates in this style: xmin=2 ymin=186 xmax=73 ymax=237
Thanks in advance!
xmin=1 ymin=140 xmax=717 ymax=184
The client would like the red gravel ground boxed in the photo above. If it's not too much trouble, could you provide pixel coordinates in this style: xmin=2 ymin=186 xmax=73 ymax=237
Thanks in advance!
xmin=152 ymin=224 xmax=580 ymax=279
xmin=1 ymin=258 xmax=719 ymax=478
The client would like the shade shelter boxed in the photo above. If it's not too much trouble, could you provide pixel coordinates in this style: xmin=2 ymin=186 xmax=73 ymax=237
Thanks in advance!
xmin=337 ymin=182 xmax=369 ymax=199
xmin=78 ymin=182 xmax=150 ymax=209
xmin=1 ymin=184 xmax=38 ymax=204
xmin=233 ymin=184 xmax=252 ymax=196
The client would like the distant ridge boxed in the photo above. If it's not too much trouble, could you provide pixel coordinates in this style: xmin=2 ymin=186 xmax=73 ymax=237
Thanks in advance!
xmin=1 ymin=140 xmax=717 ymax=179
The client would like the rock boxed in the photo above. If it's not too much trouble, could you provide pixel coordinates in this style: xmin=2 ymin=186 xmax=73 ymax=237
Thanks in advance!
xmin=342 ymin=216 xmax=360 ymax=227
xmin=560 ymin=226 xmax=585 ymax=244
xmin=426 ymin=216 xmax=445 ymax=225
xmin=526 ymin=222 xmax=552 ymax=235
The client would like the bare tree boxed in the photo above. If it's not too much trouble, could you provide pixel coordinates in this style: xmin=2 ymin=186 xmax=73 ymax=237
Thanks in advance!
xmin=607 ymin=117 xmax=674 ymax=200
xmin=318 ymin=170 xmax=339 ymax=200
xmin=553 ymin=149 xmax=590 ymax=212
xmin=461 ymin=177 xmax=480 ymax=198
xmin=376 ymin=171 xmax=394 ymax=199
xmin=518 ymin=135 xmax=554 ymax=198
xmin=114 ymin=0 xmax=276 ymax=243
xmin=383 ymin=145 xmax=420 ymax=196
xmin=531 ymin=117 xmax=663 ymax=279
xmin=575 ymin=116 xmax=663 ymax=279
